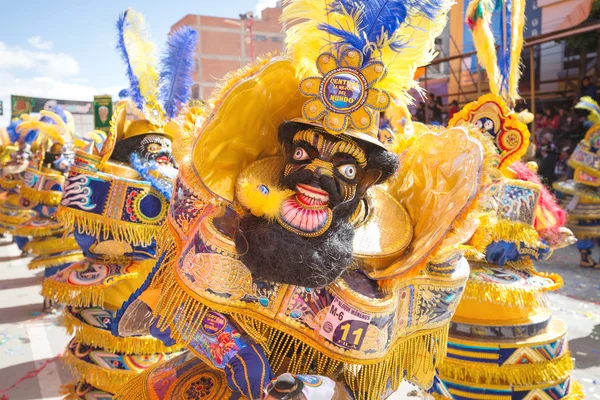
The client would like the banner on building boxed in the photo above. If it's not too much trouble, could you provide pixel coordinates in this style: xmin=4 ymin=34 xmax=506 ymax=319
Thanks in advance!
xmin=11 ymin=95 xmax=93 ymax=118
xmin=93 ymin=95 xmax=113 ymax=132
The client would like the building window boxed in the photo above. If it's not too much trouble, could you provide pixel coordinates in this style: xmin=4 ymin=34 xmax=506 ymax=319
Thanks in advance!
xmin=191 ymin=84 xmax=200 ymax=99
xmin=254 ymin=35 xmax=267 ymax=41
xmin=271 ymin=36 xmax=283 ymax=43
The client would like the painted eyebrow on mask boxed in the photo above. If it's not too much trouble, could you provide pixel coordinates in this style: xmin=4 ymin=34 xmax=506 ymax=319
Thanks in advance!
xmin=292 ymin=129 xmax=367 ymax=167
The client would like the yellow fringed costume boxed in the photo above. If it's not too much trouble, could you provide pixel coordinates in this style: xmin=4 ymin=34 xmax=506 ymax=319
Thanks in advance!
xmin=108 ymin=1 xmax=513 ymax=400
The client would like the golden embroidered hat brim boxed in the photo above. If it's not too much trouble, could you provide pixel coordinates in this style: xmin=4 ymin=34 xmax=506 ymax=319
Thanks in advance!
xmin=112 ymin=105 xmax=180 ymax=142
xmin=192 ymin=57 xmax=305 ymax=203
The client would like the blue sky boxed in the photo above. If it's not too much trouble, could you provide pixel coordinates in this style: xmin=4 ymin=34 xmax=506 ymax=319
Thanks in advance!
xmin=0 ymin=0 xmax=277 ymax=126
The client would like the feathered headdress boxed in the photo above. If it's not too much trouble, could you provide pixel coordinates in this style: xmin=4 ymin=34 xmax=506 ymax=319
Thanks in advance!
xmin=281 ymin=0 xmax=452 ymax=146
xmin=575 ymin=96 xmax=600 ymax=124
xmin=11 ymin=118 xmax=40 ymax=146
xmin=16 ymin=107 xmax=74 ymax=146
xmin=466 ymin=0 xmax=525 ymax=103
xmin=116 ymin=8 xmax=198 ymax=127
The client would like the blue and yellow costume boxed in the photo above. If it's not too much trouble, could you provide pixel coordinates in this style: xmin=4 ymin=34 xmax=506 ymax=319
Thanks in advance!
xmin=554 ymin=97 xmax=600 ymax=269
xmin=0 ymin=117 xmax=40 ymax=252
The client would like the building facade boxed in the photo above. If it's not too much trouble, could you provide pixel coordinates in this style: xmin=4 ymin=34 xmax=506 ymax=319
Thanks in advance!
xmin=171 ymin=4 xmax=286 ymax=100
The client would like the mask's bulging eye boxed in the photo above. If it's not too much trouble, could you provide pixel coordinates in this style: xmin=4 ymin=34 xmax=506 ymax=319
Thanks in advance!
xmin=475 ymin=120 xmax=483 ymax=129
xmin=293 ymin=147 xmax=309 ymax=161
xmin=484 ymin=120 xmax=494 ymax=131
xmin=147 ymin=143 xmax=161 ymax=153
xmin=337 ymin=164 xmax=356 ymax=179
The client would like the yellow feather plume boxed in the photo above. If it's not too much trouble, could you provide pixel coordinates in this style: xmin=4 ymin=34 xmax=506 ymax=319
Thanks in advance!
xmin=281 ymin=0 xmax=452 ymax=103
xmin=386 ymin=98 xmax=413 ymax=133
xmin=123 ymin=9 xmax=159 ymax=100
xmin=508 ymin=0 xmax=526 ymax=102
xmin=64 ymin=110 xmax=76 ymax=137
xmin=575 ymin=96 xmax=600 ymax=124
xmin=40 ymin=110 xmax=67 ymax=134
xmin=39 ymin=110 xmax=74 ymax=142
xmin=379 ymin=10 xmax=453 ymax=103
xmin=175 ymin=105 xmax=207 ymax=164
xmin=0 ymin=127 xmax=8 ymax=147
xmin=281 ymin=0 xmax=357 ymax=78
xmin=16 ymin=121 xmax=65 ymax=145
xmin=467 ymin=0 xmax=500 ymax=95
xmin=386 ymin=98 xmax=415 ymax=153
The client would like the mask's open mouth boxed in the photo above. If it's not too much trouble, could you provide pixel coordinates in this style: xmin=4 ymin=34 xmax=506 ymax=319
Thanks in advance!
xmin=155 ymin=155 xmax=170 ymax=165
xmin=296 ymin=183 xmax=329 ymax=205
xmin=277 ymin=183 xmax=332 ymax=236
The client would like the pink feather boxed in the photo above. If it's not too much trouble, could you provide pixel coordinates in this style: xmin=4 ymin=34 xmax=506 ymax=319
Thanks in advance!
xmin=510 ymin=162 xmax=567 ymax=236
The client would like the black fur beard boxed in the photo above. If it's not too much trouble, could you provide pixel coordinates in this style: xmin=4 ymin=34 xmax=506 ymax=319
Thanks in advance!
xmin=235 ymin=172 xmax=359 ymax=288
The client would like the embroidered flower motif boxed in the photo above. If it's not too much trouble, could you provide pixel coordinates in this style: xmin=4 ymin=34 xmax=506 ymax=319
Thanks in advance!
xmin=185 ymin=376 xmax=214 ymax=398
xmin=299 ymin=48 xmax=390 ymax=135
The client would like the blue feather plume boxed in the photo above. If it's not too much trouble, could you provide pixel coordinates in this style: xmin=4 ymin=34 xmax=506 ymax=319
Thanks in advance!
xmin=498 ymin=0 xmax=512 ymax=96
xmin=39 ymin=106 xmax=67 ymax=125
xmin=39 ymin=115 xmax=53 ymax=125
xmin=52 ymin=105 xmax=68 ymax=123
xmin=7 ymin=120 xmax=21 ymax=143
xmin=323 ymin=0 xmax=445 ymax=64
xmin=158 ymin=27 xmax=198 ymax=118
xmin=23 ymin=129 xmax=39 ymax=145
xmin=118 ymin=88 xmax=129 ymax=99
xmin=116 ymin=10 xmax=144 ymax=109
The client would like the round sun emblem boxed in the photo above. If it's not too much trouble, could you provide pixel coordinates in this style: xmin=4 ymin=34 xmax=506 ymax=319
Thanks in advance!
xmin=299 ymin=49 xmax=390 ymax=135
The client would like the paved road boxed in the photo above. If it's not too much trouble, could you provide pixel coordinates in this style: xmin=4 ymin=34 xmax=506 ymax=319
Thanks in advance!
xmin=535 ymin=245 xmax=600 ymax=398
xmin=0 ymin=239 xmax=598 ymax=399
xmin=0 ymin=238 xmax=71 ymax=400
xmin=536 ymin=244 xmax=600 ymax=304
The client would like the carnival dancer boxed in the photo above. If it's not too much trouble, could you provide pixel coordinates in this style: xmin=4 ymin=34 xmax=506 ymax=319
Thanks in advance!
xmin=429 ymin=0 xmax=582 ymax=397
xmin=1 ymin=108 xmax=88 ymax=312
xmin=40 ymin=9 xmax=196 ymax=398
xmin=0 ymin=116 xmax=42 ymax=254
xmin=554 ymin=97 xmax=600 ymax=269
xmin=111 ymin=1 xmax=503 ymax=399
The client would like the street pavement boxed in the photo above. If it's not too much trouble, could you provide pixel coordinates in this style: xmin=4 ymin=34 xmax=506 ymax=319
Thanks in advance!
xmin=536 ymin=245 xmax=600 ymax=398
xmin=0 ymin=238 xmax=71 ymax=400
xmin=0 ymin=239 xmax=598 ymax=399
